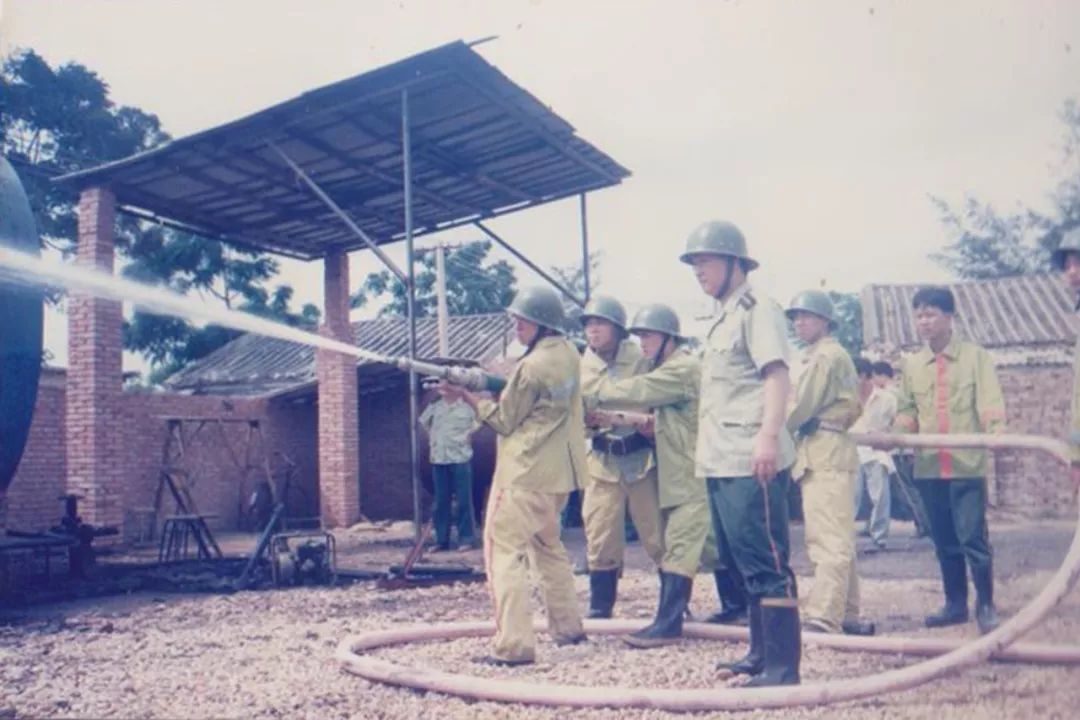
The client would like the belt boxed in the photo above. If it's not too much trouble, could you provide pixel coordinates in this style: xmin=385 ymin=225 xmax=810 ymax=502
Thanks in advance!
xmin=797 ymin=418 xmax=847 ymax=437
xmin=591 ymin=432 xmax=651 ymax=456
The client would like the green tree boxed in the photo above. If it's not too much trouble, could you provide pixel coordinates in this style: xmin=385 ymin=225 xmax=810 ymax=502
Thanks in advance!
xmin=828 ymin=290 xmax=863 ymax=357
xmin=122 ymin=230 xmax=321 ymax=383
xmin=931 ymin=99 xmax=1080 ymax=279
xmin=1 ymin=49 xmax=165 ymax=256
xmin=1 ymin=49 xmax=318 ymax=379
xmin=350 ymin=240 xmax=517 ymax=317
xmin=548 ymin=250 xmax=601 ymax=341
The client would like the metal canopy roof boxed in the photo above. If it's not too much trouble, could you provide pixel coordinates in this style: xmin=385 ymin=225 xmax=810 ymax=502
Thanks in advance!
xmin=54 ymin=40 xmax=630 ymax=260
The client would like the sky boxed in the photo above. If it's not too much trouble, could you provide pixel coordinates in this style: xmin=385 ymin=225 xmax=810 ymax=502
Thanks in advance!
xmin=2 ymin=0 xmax=1079 ymax=370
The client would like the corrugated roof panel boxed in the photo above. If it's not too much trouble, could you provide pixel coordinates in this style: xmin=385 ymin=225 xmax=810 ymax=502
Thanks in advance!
xmin=862 ymin=274 xmax=1077 ymax=364
xmin=164 ymin=313 xmax=513 ymax=396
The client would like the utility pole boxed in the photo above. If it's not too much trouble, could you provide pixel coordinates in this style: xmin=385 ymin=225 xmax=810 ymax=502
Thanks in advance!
xmin=435 ymin=243 xmax=450 ymax=357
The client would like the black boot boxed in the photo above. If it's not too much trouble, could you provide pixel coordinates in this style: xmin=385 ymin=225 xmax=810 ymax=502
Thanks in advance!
xmin=744 ymin=601 xmax=801 ymax=687
xmin=925 ymin=556 xmax=969 ymax=628
xmin=587 ymin=569 xmax=618 ymax=619
xmin=629 ymin=572 xmax=665 ymax=636
xmin=841 ymin=619 xmax=876 ymax=636
xmin=624 ymin=573 xmax=692 ymax=648
xmin=717 ymin=597 xmax=763 ymax=675
xmin=971 ymin=561 xmax=1000 ymax=634
xmin=705 ymin=569 xmax=748 ymax=625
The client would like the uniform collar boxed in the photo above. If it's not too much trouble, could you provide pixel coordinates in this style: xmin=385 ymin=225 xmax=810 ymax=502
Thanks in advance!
xmin=659 ymin=345 xmax=690 ymax=367
xmin=720 ymin=281 xmax=754 ymax=314
xmin=613 ymin=338 xmax=640 ymax=367
xmin=805 ymin=334 xmax=837 ymax=355
xmin=918 ymin=332 xmax=960 ymax=363
xmin=535 ymin=335 xmax=562 ymax=350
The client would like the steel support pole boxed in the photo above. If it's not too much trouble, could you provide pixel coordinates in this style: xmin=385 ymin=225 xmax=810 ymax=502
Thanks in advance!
xmin=402 ymin=90 xmax=422 ymax=544
xmin=266 ymin=141 xmax=407 ymax=283
xmin=579 ymin=193 xmax=591 ymax=303
xmin=473 ymin=221 xmax=585 ymax=308
xmin=435 ymin=244 xmax=450 ymax=357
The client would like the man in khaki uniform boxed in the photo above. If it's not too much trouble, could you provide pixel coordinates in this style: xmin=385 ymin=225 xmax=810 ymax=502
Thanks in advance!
xmin=785 ymin=290 xmax=874 ymax=636
xmin=1052 ymin=229 xmax=1080 ymax=496
xmin=683 ymin=220 xmax=801 ymax=687
xmin=891 ymin=286 xmax=1006 ymax=635
xmin=439 ymin=286 xmax=587 ymax=666
xmin=583 ymin=304 xmax=709 ymax=648
xmin=579 ymin=296 xmax=663 ymax=618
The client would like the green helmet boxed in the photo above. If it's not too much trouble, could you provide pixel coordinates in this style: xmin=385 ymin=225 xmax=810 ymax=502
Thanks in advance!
xmin=579 ymin=294 xmax=628 ymax=331
xmin=1051 ymin=227 xmax=1080 ymax=270
xmin=628 ymin=303 xmax=681 ymax=338
xmin=679 ymin=220 xmax=759 ymax=270
xmin=785 ymin=289 xmax=836 ymax=324
xmin=506 ymin=286 xmax=565 ymax=332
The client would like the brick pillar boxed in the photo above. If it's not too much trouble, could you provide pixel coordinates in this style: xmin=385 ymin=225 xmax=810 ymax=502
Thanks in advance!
xmin=316 ymin=250 xmax=360 ymax=527
xmin=66 ymin=187 xmax=124 ymax=532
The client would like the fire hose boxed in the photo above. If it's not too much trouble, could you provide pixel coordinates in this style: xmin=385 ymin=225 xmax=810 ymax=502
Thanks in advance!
xmin=337 ymin=432 xmax=1080 ymax=711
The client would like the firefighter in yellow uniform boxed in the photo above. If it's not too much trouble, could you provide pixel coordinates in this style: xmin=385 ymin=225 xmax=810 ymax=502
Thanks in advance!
xmin=579 ymin=296 xmax=663 ymax=618
xmin=439 ymin=286 xmax=587 ymax=666
xmin=583 ymin=304 xmax=709 ymax=648
xmin=1053 ymin=229 xmax=1080 ymax=497
xmin=785 ymin=290 xmax=875 ymax=636
xmin=892 ymin=286 xmax=1006 ymax=635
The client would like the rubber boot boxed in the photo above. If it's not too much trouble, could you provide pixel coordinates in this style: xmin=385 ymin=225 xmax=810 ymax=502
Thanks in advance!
xmin=630 ymin=572 xmax=665 ymax=636
xmin=705 ymin=569 xmax=748 ymax=625
xmin=624 ymin=573 xmax=692 ymax=648
xmin=841 ymin=619 xmax=876 ymax=636
xmin=717 ymin=597 xmax=763 ymax=675
xmin=744 ymin=602 xmax=801 ymax=687
xmin=925 ymin=556 xmax=969 ymax=628
xmin=971 ymin=561 xmax=1000 ymax=634
xmin=587 ymin=569 xmax=618 ymax=619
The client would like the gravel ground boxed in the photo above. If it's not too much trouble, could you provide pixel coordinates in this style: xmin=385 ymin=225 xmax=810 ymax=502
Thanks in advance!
xmin=1 ymin=520 xmax=1079 ymax=719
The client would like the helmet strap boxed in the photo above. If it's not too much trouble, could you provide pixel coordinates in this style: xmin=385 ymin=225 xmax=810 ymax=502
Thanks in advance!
xmin=525 ymin=326 xmax=553 ymax=356
xmin=652 ymin=335 xmax=671 ymax=369
xmin=714 ymin=256 xmax=736 ymax=302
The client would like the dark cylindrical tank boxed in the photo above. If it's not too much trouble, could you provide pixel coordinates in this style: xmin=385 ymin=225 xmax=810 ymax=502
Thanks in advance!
xmin=0 ymin=155 xmax=43 ymax=492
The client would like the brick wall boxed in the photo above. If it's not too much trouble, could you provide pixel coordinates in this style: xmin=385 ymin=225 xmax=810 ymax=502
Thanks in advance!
xmin=262 ymin=396 xmax=320 ymax=519
xmin=5 ymin=360 xmax=1072 ymax=536
xmin=2 ymin=369 xmax=67 ymax=531
xmin=995 ymin=364 xmax=1077 ymax=517
xmin=1 ymin=380 xmax=306 ymax=537
xmin=3 ymin=371 xmax=495 ymax=538
xmin=117 ymin=393 xmax=268 ymax=537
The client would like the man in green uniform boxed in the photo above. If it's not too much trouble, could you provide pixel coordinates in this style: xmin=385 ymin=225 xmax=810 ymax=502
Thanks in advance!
xmin=583 ymin=304 xmax=710 ymax=648
xmin=1053 ymin=228 xmax=1080 ymax=497
xmin=579 ymin=296 xmax=664 ymax=619
xmin=785 ymin=290 xmax=874 ymax=637
xmin=683 ymin=220 xmax=801 ymax=687
xmin=891 ymin=286 xmax=1006 ymax=635
xmin=438 ymin=286 xmax=587 ymax=666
